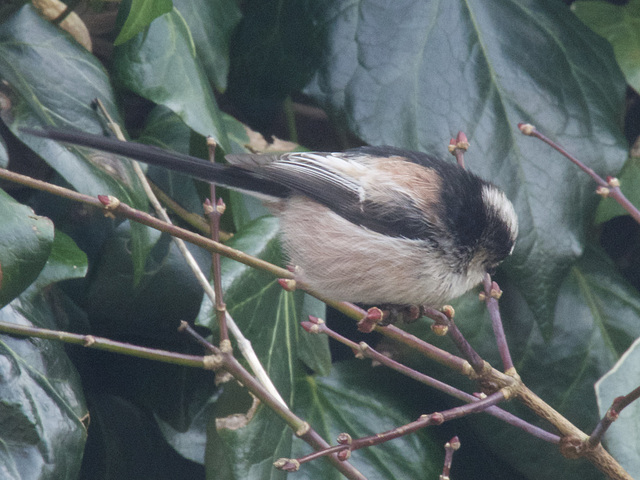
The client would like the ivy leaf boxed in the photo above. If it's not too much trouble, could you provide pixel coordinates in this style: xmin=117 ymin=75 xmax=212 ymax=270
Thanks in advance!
xmin=114 ymin=0 xmax=173 ymax=46
xmin=595 ymin=337 xmax=640 ymax=478
xmin=113 ymin=7 xmax=231 ymax=153
xmin=0 ymin=6 xmax=146 ymax=206
xmin=173 ymin=0 xmax=241 ymax=92
xmin=572 ymin=0 xmax=640 ymax=93
xmin=0 ymin=5 xmax=156 ymax=285
xmin=306 ymin=0 xmax=628 ymax=334
xmin=0 ymin=225 xmax=89 ymax=480
xmin=0 ymin=189 xmax=54 ymax=307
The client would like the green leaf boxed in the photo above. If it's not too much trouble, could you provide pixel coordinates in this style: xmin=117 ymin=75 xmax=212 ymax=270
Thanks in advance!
xmin=113 ymin=8 xmax=231 ymax=153
xmin=28 ymin=230 xmax=87 ymax=292
xmin=114 ymin=0 xmax=174 ymax=46
xmin=0 ymin=218 xmax=89 ymax=478
xmin=426 ymin=244 xmax=640 ymax=479
xmin=0 ymin=133 xmax=7 ymax=168
xmin=81 ymin=393 xmax=205 ymax=478
xmin=85 ymin=222 xmax=208 ymax=337
xmin=572 ymin=0 xmax=640 ymax=93
xmin=0 ymin=6 xmax=147 ymax=207
xmin=595 ymin=155 xmax=640 ymax=223
xmin=197 ymin=216 xmax=330 ymax=380
xmin=306 ymin=0 xmax=628 ymax=334
xmin=595 ymin=337 xmax=640 ymax=478
xmin=292 ymin=362 xmax=442 ymax=479
xmin=226 ymin=0 xmax=323 ymax=113
xmin=0 ymin=189 xmax=54 ymax=307
xmin=0 ymin=289 xmax=88 ymax=479
xmin=173 ymin=0 xmax=242 ymax=92
xmin=0 ymin=311 xmax=87 ymax=480
xmin=0 ymin=5 xmax=156 ymax=284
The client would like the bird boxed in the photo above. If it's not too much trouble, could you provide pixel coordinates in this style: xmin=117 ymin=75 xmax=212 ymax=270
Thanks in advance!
xmin=23 ymin=128 xmax=518 ymax=308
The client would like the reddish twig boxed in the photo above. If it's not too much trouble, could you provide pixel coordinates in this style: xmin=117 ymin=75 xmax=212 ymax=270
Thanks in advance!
xmin=422 ymin=306 xmax=486 ymax=375
xmin=518 ymin=123 xmax=640 ymax=225
xmin=204 ymin=137 xmax=229 ymax=343
xmin=588 ymin=385 xmax=640 ymax=447
xmin=480 ymin=274 xmax=514 ymax=373
xmin=449 ymin=131 xmax=469 ymax=169
xmin=276 ymin=391 xmax=505 ymax=470
xmin=440 ymin=436 xmax=460 ymax=480
xmin=303 ymin=317 xmax=560 ymax=444
xmin=177 ymin=321 xmax=366 ymax=479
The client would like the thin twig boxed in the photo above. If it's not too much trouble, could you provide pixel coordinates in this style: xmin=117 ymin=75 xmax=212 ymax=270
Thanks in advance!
xmin=204 ymin=137 xmax=229 ymax=343
xmin=148 ymin=180 xmax=221 ymax=237
xmin=588 ymin=385 xmax=640 ymax=447
xmin=177 ymin=321 xmax=366 ymax=480
xmin=518 ymin=123 xmax=640 ymax=225
xmin=303 ymin=317 xmax=560 ymax=444
xmin=285 ymin=391 xmax=505 ymax=467
xmin=440 ymin=436 xmax=460 ymax=480
xmin=481 ymin=274 xmax=514 ymax=373
xmin=448 ymin=131 xmax=469 ymax=169
xmin=422 ymin=307 xmax=486 ymax=375
xmin=0 ymin=321 xmax=206 ymax=368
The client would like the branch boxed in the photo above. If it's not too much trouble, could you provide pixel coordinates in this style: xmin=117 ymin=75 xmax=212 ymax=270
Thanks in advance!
xmin=177 ymin=322 xmax=366 ymax=479
xmin=0 ymin=319 xmax=366 ymax=480
xmin=440 ymin=436 xmax=460 ymax=480
xmin=276 ymin=391 xmax=506 ymax=470
xmin=303 ymin=317 xmax=560 ymax=444
xmin=588 ymin=385 xmax=640 ymax=447
xmin=480 ymin=275 xmax=514 ymax=373
xmin=518 ymin=123 xmax=640 ymax=225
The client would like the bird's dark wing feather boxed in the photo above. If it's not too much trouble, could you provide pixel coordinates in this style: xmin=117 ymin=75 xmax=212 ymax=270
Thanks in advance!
xmin=229 ymin=149 xmax=439 ymax=240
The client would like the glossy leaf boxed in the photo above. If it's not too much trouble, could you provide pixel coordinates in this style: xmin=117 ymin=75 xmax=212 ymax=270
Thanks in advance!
xmin=28 ymin=230 xmax=87 ymax=294
xmin=292 ymin=362 xmax=442 ymax=479
xmin=0 ymin=308 xmax=87 ymax=480
xmin=0 ymin=229 xmax=89 ymax=480
xmin=0 ymin=6 xmax=147 ymax=207
xmin=200 ymin=217 xmax=332 ymax=476
xmin=80 ymin=393 xmax=204 ymax=479
xmin=423 ymin=244 xmax=640 ymax=479
xmin=114 ymin=0 xmax=173 ymax=46
xmin=0 ymin=189 xmax=54 ymax=307
xmin=573 ymin=0 xmax=640 ymax=93
xmin=227 ymin=0 xmax=323 ymax=116
xmin=0 ymin=5 xmax=154 ymax=284
xmin=113 ymin=8 xmax=231 ymax=152
xmin=306 ymin=0 xmax=628 ymax=333
xmin=595 ymin=337 xmax=640 ymax=478
xmin=173 ymin=0 xmax=241 ymax=92
xmin=84 ymin=222 xmax=208 ymax=337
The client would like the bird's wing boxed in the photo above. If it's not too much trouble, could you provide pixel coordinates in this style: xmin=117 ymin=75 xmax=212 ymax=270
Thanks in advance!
xmin=228 ymin=150 xmax=440 ymax=240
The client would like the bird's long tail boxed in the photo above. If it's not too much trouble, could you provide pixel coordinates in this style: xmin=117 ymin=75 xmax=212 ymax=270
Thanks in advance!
xmin=22 ymin=128 xmax=287 ymax=198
